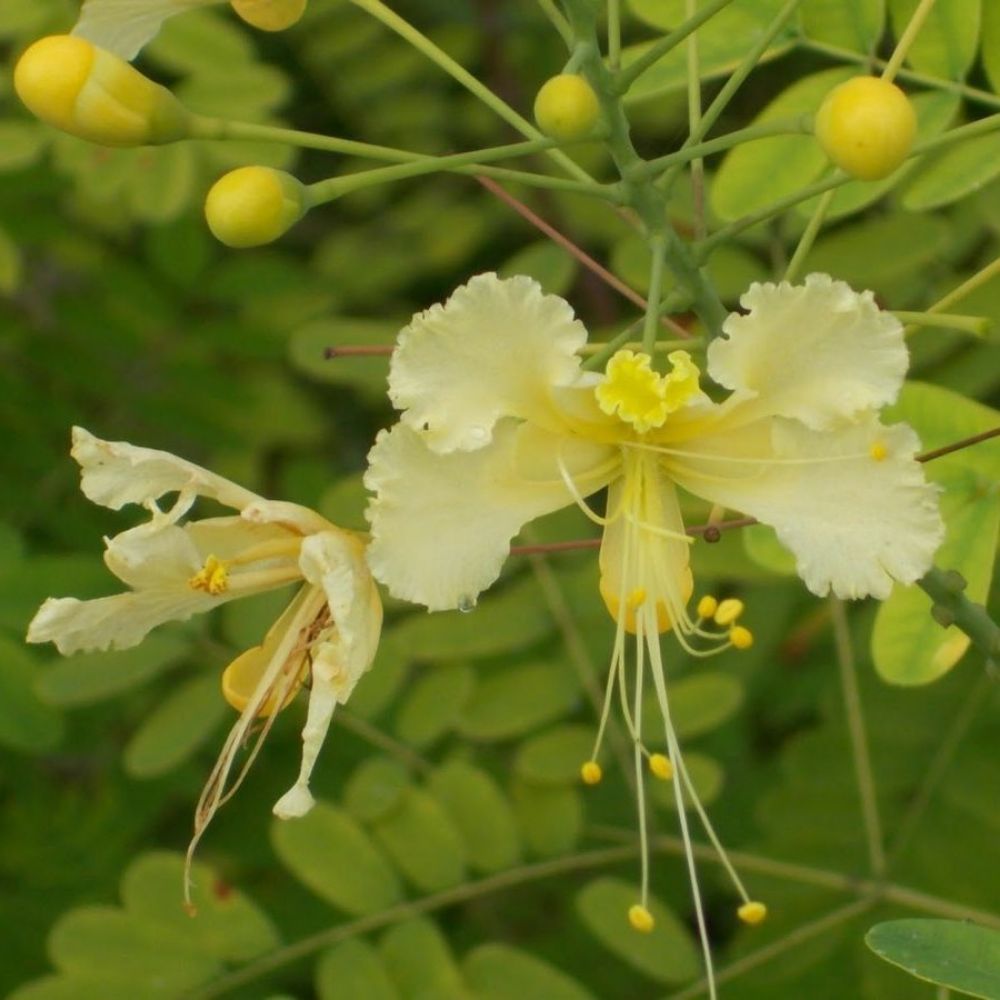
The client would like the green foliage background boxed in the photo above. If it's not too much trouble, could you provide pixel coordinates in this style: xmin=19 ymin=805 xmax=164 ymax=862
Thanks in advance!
xmin=0 ymin=0 xmax=998 ymax=997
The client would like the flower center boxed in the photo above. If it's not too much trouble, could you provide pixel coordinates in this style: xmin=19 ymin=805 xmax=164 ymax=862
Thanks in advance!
xmin=595 ymin=349 xmax=703 ymax=433
xmin=189 ymin=554 xmax=228 ymax=594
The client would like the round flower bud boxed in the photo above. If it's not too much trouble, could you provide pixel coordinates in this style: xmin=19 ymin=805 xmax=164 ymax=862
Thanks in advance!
xmin=205 ymin=166 xmax=307 ymax=248
xmin=14 ymin=35 xmax=190 ymax=147
xmin=230 ymin=0 xmax=307 ymax=32
xmin=814 ymin=76 xmax=916 ymax=181
xmin=534 ymin=74 xmax=600 ymax=141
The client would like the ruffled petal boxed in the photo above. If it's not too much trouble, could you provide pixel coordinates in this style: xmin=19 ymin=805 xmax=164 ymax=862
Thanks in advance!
xmin=73 ymin=0 xmax=214 ymax=61
xmin=665 ymin=417 xmax=943 ymax=600
xmin=71 ymin=426 xmax=262 ymax=515
xmin=708 ymin=274 xmax=908 ymax=430
xmin=365 ymin=419 xmax=618 ymax=611
xmin=26 ymin=588 xmax=218 ymax=654
xmin=388 ymin=273 xmax=589 ymax=453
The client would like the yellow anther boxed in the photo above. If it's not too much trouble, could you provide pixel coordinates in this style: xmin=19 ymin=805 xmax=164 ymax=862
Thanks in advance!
xmin=713 ymin=598 xmax=744 ymax=626
xmin=628 ymin=904 xmax=655 ymax=933
xmin=869 ymin=441 xmax=888 ymax=462
xmin=189 ymin=555 xmax=229 ymax=595
xmin=696 ymin=595 xmax=718 ymax=620
xmin=738 ymin=901 xmax=768 ymax=926
xmin=729 ymin=625 xmax=754 ymax=650
xmin=648 ymin=753 xmax=674 ymax=781
xmin=581 ymin=761 xmax=603 ymax=785
xmin=628 ymin=587 xmax=647 ymax=608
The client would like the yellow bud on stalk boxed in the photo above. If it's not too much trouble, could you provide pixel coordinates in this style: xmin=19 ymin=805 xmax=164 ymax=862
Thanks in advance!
xmin=231 ymin=0 xmax=307 ymax=32
xmin=534 ymin=74 xmax=600 ymax=141
xmin=205 ymin=166 xmax=307 ymax=248
xmin=14 ymin=35 xmax=190 ymax=147
xmin=814 ymin=76 xmax=916 ymax=181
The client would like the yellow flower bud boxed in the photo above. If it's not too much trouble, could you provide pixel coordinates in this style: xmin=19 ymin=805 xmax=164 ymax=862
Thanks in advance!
xmin=231 ymin=0 xmax=307 ymax=32
xmin=534 ymin=74 xmax=600 ymax=141
xmin=14 ymin=35 xmax=190 ymax=147
xmin=204 ymin=166 xmax=307 ymax=248
xmin=814 ymin=76 xmax=916 ymax=181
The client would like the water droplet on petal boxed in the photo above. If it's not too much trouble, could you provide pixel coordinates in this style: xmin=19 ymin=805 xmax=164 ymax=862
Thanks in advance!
xmin=457 ymin=595 xmax=476 ymax=613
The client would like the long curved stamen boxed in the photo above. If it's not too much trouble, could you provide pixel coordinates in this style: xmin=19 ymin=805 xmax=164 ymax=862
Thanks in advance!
xmin=556 ymin=449 xmax=616 ymax=526
xmin=628 ymin=440 xmax=873 ymax=466
xmin=633 ymin=613 xmax=652 ymax=919
xmin=645 ymin=605 xmax=717 ymax=999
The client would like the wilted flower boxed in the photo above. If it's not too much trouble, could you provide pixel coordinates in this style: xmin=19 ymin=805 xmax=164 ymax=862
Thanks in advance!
xmin=28 ymin=428 xmax=382 ymax=899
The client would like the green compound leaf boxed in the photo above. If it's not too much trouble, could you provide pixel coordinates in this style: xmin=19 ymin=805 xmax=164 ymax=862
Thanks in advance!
xmin=123 ymin=673 xmax=229 ymax=778
xmin=272 ymin=802 xmax=403 ymax=915
xmin=983 ymin=0 xmax=1000 ymax=92
xmin=317 ymin=939 xmax=400 ymax=1000
xmin=866 ymin=919 xmax=1000 ymax=998
xmin=710 ymin=67 xmax=854 ymax=222
xmin=623 ymin=1 xmax=795 ymax=102
xmin=388 ymin=576 xmax=554 ymax=661
xmin=457 ymin=659 xmax=579 ymax=742
xmin=394 ymin=662 xmax=475 ymax=748
xmin=427 ymin=760 xmax=522 ymax=873
xmin=511 ymin=779 xmax=583 ymax=857
xmin=0 ymin=639 xmax=64 ymax=754
xmin=641 ymin=671 xmax=745 ymax=740
xmin=370 ymin=787 xmax=467 ymax=892
xmin=514 ymin=724 xmax=595 ymax=785
xmin=799 ymin=0 xmax=886 ymax=52
xmin=497 ymin=241 xmax=576 ymax=297
xmin=344 ymin=756 xmax=410 ymax=823
xmin=902 ymin=130 xmax=1000 ymax=212
xmin=462 ymin=943 xmax=597 ymax=1000
xmin=48 ymin=906 xmax=223 ymax=995
xmin=873 ymin=382 xmax=1000 ymax=684
xmin=575 ymin=877 xmax=701 ymax=984
xmin=889 ymin=0 xmax=981 ymax=80
xmin=381 ymin=918 xmax=465 ymax=1000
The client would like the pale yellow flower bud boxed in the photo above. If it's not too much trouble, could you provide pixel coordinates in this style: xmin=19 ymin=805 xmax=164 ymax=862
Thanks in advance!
xmin=231 ymin=0 xmax=308 ymax=32
xmin=14 ymin=35 xmax=190 ymax=147
xmin=204 ymin=166 xmax=307 ymax=248
xmin=815 ymin=76 xmax=916 ymax=181
xmin=534 ymin=74 xmax=600 ymax=141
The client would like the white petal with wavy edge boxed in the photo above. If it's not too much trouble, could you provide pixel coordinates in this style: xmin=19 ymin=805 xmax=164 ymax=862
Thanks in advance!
xmin=365 ymin=419 xmax=617 ymax=611
xmin=73 ymin=0 xmax=214 ymax=60
xmin=72 ymin=426 xmax=262 ymax=514
xmin=388 ymin=273 xmax=589 ymax=453
xmin=665 ymin=417 xmax=943 ymax=600
xmin=708 ymin=274 xmax=908 ymax=431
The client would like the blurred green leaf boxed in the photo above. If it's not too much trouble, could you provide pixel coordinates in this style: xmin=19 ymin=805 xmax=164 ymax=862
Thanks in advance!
xmin=344 ymin=756 xmax=409 ymax=823
xmin=799 ymin=0 xmax=885 ymax=51
xmin=866 ymin=919 xmax=1000 ymax=997
xmin=643 ymin=672 xmax=745 ymax=740
xmin=272 ymin=802 xmax=403 ymax=914
xmin=889 ymin=0 xmax=981 ymax=79
xmin=427 ymin=760 xmax=522 ymax=874
xmin=575 ymin=877 xmax=701 ymax=983
xmin=511 ymin=780 xmax=582 ymax=857
xmin=394 ymin=662 xmax=475 ymax=748
xmin=380 ymin=918 xmax=464 ymax=1000
xmin=497 ymin=242 xmax=576 ymax=297
xmin=462 ymin=943 xmax=597 ymax=1000
xmin=0 ymin=638 xmax=64 ymax=754
xmin=317 ymin=939 xmax=400 ymax=1000
xmin=514 ymin=724 xmax=595 ymax=785
xmin=903 ymin=130 xmax=1000 ymax=211
xmin=122 ymin=673 xmax=229 ymax=778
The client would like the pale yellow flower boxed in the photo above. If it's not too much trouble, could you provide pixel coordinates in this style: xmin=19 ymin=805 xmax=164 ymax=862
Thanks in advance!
xmin=28 ymin=428 xmax=382 ymax=840
xmin=72 ymin=0 xmax=307 ymax=61
xmin=364 ymin=271 xmax=943 ymax=933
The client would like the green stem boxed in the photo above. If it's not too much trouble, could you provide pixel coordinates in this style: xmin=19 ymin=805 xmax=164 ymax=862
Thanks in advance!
xmin=799 ymin=37 xmax=1000 ymax=112
xmin=895 ymin=311 xmax=990 ymax=337
xmin=658 ymin=0 xmax=806 ymax=190
xmin=924 ymin=256 xmax=1000 ymax=315
xmin=302 ymin=139 xmax=621 ymax=204
xmin=616 ymin=0 xmax=739 ymax=93
xmin=917 ymin=567 xmax=1000 ymax=662
xmin=536 ymin=0 xmax=574 ymax=48
xmin=685 ymin=0 xmax=705 ymax=240
xmin=608 ymin=0 xmax=622 ymax=70
xmin=348 ymin=0 xmax=594 ymax=183
xmin=882 ymin=0 xmax=940 ymax=83
xmin=785 ymin=187 xmax=835 ymax=282
xmin=830 ymin=597 xmax=886 ymax=878
xmin=643 ymin=235 xmax=668 ymax=353
xmin=637 ymin=118 xmax=811 ymax=178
